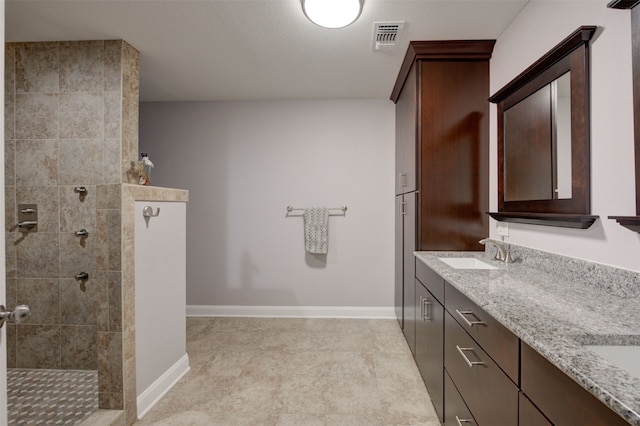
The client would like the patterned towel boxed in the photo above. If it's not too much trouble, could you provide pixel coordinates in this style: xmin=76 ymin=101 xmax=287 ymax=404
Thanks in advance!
xmin=303 ymin=207 xmax=329 ymax=254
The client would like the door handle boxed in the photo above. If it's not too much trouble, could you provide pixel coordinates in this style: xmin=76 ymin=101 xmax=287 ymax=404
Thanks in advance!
xmin=0 ymin=304 xmax=31 ymax=328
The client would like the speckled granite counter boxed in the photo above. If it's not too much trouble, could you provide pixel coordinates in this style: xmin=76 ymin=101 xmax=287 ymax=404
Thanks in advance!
xmin=415 ymin=247 xmax=640 ymax=425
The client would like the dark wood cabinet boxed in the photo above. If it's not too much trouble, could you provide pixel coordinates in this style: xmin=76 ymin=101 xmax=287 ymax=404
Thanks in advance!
xmin=393 ymin=39 xmax=494 ymax=353
xmin=519 ymin=392 xmax=552 ymax=426
xmin=444 ymin=369 xmax=477 ymax=426
xmin=415 ymin=279 xmax=444 ymax=421
xmin=445 ymin=282 xmax=519 ymax=383
xmin=521 ymin=342 xmax=629 ymax=426
xmin=395 ymin=65 xmax=418 ymax=195
xmin=396 ymin=192 xmax=417 ymax=353
xmin=444 ymin=311 xmax=519 ymax=426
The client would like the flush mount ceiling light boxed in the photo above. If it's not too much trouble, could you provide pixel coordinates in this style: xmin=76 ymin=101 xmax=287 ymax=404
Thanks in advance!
xmin=301 ymin=0 xmax=364 ymax=29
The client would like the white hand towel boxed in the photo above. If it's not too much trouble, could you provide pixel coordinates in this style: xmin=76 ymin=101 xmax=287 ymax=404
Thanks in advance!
xmin=304 ymin=207 xmax=329 ymax=254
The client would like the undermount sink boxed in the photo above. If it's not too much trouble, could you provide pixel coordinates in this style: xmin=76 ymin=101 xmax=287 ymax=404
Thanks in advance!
xmin=438 ymin=257 xmax=499 ymax=270
xmin=585 ymin=345 xmax=640 ymax=381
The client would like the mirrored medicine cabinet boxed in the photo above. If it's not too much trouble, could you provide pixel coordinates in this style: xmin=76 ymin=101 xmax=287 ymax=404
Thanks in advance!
xmin=488 ymin=26 xmax=599 ymax=228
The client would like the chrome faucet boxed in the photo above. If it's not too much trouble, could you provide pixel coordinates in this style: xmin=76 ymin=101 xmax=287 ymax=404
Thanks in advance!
xmin=479 ymin=238 xmax=514 ymax=263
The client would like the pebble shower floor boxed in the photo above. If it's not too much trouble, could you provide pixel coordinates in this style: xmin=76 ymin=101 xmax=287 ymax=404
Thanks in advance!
xmin=7 ymin=369 xmax=98 ymax=425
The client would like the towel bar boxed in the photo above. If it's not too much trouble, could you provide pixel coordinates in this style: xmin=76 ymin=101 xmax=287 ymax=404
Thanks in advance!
xmin=286 ymin=206 xmax=347 ymax=214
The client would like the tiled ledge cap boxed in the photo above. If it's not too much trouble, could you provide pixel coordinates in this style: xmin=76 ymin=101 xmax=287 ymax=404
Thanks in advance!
xmin=123 ymin=184 xmax=189 ymax=202
xmin=78 ymin=409 xmax=125 ymax=426
xmin=485 ymin=241 xmax=640 ymax=298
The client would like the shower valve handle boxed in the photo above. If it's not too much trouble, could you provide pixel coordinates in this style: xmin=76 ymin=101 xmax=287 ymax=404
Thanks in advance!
xmin=0 ymin=304 xmax=31 ymax=328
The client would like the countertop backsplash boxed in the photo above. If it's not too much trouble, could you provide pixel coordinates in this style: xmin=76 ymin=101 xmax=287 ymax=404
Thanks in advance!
xmin=486 ymin=240 xmax=640 ymax=299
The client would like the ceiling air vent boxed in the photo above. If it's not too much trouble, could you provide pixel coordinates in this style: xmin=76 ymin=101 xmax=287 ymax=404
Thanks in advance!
xmin=372 ymin=21 xmax=405 ymax=51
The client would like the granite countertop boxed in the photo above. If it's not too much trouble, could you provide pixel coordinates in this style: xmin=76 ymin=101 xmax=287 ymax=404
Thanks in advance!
xmin=415 ymin=250 xmax=640 ymax=425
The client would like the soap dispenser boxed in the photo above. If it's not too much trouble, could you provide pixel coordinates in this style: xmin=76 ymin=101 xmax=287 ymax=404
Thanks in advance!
xmin=138 ymin=153 xmax=154 ymax=186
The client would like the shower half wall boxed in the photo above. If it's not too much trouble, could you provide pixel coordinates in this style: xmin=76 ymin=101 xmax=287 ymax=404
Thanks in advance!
xmin=4 ymin=40 xmax=140 ymax=418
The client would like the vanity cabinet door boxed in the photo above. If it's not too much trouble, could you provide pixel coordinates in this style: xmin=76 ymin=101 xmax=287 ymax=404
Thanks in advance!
xmin=401 ymin=192 xmax=417 ymax=354
xmin=444 ymin=312 xmax=518 ymax=425
xmin=519 ymin=392 xmax=552 ymax=426
xmin=521 ymin=342 xmax=629 ymax=426
xmin=415 ymin=279 xmax=444 ymax=422
xmin=445 ymin=282 xmax=519 ymax=383
xmin=395 ymin=65 xmax=417 ymax=195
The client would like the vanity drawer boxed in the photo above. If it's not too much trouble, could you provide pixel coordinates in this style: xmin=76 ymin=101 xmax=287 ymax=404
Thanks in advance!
xmin=445 ymin=282 xmax=519 ymax=382
xmin=444 ymin=312 xmax=519 ymax=425
xmin=444 ymin=369 xmax=477 ymax=426
xmin=416 ymin=259 xmax=444 ymax=304
xmin=521 ymin=342 xmax=629 ymax=426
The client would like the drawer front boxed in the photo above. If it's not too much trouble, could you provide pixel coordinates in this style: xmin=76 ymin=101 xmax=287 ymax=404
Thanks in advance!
xmin=445 ymin=282 xmax=519 ymax=382
xmin=521 ymin=342 xmax=629 ymax=426
xmin=445 ymin=312 xmax=518 ymax=426
xmin=416 ymin=259 xmax=445 ymax=304
xmin=519 ymin=392 xmax=552 ymax=426
xmin=444 ymin=369 xmax=477 ymax=426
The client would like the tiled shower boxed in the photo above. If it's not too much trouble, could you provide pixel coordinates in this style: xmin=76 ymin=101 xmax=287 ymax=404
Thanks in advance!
xmin=4 ymin=40 xmax=140 ymax=423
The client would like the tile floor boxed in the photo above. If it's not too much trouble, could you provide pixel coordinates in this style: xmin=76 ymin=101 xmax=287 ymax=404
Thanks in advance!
xmin=7 ymin=368 xmax=98 ymax=425
xmin=136 ymin=317 xmax=440 ymax=426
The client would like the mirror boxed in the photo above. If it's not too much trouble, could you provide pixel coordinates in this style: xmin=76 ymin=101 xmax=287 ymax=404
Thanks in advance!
xmin=488 ymin=26 xmax=598 ymax=228
xmin=504 ymin=72 xmax=572 ymax=201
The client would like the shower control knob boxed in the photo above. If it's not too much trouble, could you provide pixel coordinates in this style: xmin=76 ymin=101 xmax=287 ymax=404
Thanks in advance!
xmin=0 ymin=304 xmax=31 ymax=328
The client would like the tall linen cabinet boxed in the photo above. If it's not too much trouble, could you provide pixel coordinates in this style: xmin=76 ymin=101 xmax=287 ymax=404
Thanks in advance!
xmin=392 ymin=40 xmax=495 ymax=421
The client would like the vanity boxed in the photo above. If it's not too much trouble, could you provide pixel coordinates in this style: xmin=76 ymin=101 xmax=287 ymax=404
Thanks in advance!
xmin=413 ymin=248 xmax=640 ymax=425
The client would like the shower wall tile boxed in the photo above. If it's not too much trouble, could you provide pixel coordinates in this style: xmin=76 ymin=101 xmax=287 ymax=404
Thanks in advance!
xmin=104 ymin=140 xmax=122 ymax=185
xmin=96 ymin=210 xmax=108 ymax=271
xmin=6 ymin=278 xmax=17 ymax=309
xmin=5 ymin=137 xmax=15 ymax=186
xmin=5 ymin=95 xmax=15 ymax=140
xmin=16 ymin=324 xmax=61 ymax=369
xmin=107 ymin=184 xmax=122 ymax=210
xmin=5 ymin=43 xmax=15 ymax=94
xmin=107 ymin=271 xmax=122 ymax=332
xmin=59 ymin=92 xmax=102 ymax=139
xmin=15 ymin=139 xmax=58 ymax=186
xmin=6 ymin=324 xmax=17 ymax=368
xmin=104 ymin=92 xmax=121 ymax=139
xmin=59 ymin=139 xmax=104 ymax=184
xmin=5 ymin=185 xmax=16 ymax=230
xmin=59 ymin=184 xmax=96 ymax=232
xmin=6 ymin=232 xmax=17 ymax=278
xmin=16 ymin=232 xmax=59 ymax=278
xmin=98 ymin=331 xmax=123 ymax=393
xmin=60 ymin=277 xmax=102 ymax=325
xmin=59 ymin=232 xmax=96 ymax=278
xmin=15 ymin=94 xmax=58 ymax=139
xmin=16 ymin=186 xmax=60 ymax=233
xmin=17 ymin=278 xmax=60 ymax=325
xmin=59 ymin=41 xmax=104 ymax=93
xmin=103 ymin=41 xmax=122 ymax=92
xmin=124 ymin=355 xmax=136 ymax=425
xmin=108 ymin=210 xmax=122 ymax=271
xmin=61 ymin=325 xmax=98 ymax=370
xmin=15 ymin=42 xmax=59 ymax=94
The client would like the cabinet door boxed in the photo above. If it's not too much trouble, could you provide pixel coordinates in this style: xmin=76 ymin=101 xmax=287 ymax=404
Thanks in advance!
xmin=415 ymin=280 xmax=444 ymax=422
xmin=418 ymin=60 xmax=489 ymax=250
xmin=395 ymin=65 xmax=417 ymax=195
xmin=521 ymin=342 xmax=629 ymax=426
xmin=519 ymin=392 xmax=552 ymax=426
xmin=402 ymin=192 xmax=417 ymax=354
xmin=395 ymin=195 xmax=404 ymax=328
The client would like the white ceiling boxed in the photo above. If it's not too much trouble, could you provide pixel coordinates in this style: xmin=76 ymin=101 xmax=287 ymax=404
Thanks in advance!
xmin=6 ymin=0 xmax=529 ymax=102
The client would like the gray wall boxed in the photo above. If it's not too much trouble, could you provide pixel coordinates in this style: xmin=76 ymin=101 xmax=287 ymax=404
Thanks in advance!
xmin=140 ymin=99 xmax=395 ymax=310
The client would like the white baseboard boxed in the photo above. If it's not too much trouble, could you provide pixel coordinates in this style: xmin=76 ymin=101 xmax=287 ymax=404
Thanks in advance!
xmin=186 ymin=305 xmax=395 ymax=319
xmin=137 ymin=354 xmax=190 ymax=419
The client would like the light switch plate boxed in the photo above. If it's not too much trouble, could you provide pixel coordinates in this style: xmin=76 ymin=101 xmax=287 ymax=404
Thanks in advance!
xmin=497 ymin=221 xmax=509 ymax=236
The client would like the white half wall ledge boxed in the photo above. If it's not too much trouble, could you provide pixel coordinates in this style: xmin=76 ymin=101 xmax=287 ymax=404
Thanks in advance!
xmin=137 ymin=354 xmax=190 ymax=420
xmin=186 ymin=305 xmax=396 ymax=319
